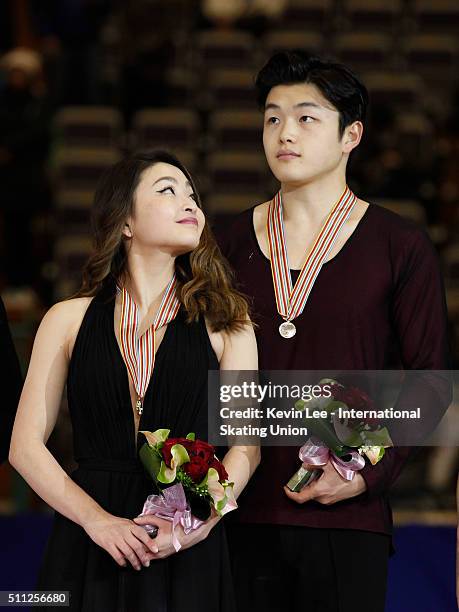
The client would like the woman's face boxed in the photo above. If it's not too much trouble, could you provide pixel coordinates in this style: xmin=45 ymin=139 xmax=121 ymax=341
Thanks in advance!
xmin=126 ymin=162 xmax=205 ymax=256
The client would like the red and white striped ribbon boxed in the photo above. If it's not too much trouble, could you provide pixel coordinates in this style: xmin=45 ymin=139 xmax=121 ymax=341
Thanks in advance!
xmin=267 ymin=186 xmax=357 ymax=322
xmin=119 ymin=276 xmax=180 ymax=411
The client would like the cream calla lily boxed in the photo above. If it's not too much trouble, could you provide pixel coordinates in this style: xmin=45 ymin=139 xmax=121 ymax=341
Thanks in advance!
xmin=139 ymin=429 xmax=170 ymax=447
xmin=157 ymin=443 xmax=190 ymax=484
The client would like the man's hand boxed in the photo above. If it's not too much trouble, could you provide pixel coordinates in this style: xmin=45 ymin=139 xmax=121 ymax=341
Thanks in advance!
xmin=284 ymin=461 xmax=367 ymax=505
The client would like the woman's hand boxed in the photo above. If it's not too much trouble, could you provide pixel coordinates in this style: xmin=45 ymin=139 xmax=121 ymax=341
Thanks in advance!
xmin=177 ymin=516 xmax=216 ymax=551
xmin=83 ymin=512 xmax=159 ymax=570
xmin=132 ymin=515 xmax=175 ymax=559
xmin=132 ymin=512 xmax=219 ymax=559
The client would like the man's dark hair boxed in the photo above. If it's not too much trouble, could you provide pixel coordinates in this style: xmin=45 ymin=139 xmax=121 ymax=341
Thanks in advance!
xmin=255 ymin=50 xmax=369 ymax=138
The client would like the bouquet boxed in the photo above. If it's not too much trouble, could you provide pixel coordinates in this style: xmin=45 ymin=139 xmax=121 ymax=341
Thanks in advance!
xmin=138 ymin=429 xmax=237 ymax=550
xmin=286 ymin=379 xmax=393 ymax=492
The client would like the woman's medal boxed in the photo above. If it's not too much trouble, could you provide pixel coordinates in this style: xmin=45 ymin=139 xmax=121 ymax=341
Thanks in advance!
xmin=119 ymin=276 xmax=180 ymax=415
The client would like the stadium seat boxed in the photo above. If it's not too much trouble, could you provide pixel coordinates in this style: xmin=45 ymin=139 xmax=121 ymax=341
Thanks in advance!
xmin=209 ymin=110 xmax=263 ymax=152
xmin=132 ymin=108 xmax=200 ymax=154
xmin=54 ymin=107 xmax=123 ymax=149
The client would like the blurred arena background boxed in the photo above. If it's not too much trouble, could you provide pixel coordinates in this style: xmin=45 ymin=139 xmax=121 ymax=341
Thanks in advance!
xmin=0 ymin=1 xmax=457 ymax=610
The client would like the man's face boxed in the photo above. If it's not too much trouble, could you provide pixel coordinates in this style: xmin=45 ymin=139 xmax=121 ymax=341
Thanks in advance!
xmin=263 ymin=82 xmax=348 ymax=185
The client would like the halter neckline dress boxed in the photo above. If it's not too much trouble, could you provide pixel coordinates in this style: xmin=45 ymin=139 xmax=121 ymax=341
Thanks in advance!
xmin=36 ymin=280 xmax=236 ymax=612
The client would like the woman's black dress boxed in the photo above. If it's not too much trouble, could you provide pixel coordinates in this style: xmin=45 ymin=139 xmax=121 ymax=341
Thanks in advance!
xmin=36 ymin=282 xmax=235 ymax=612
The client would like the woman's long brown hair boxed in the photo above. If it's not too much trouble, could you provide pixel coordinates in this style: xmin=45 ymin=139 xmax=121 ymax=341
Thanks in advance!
xmin=75 ymin=150 xmax=251 ymax=333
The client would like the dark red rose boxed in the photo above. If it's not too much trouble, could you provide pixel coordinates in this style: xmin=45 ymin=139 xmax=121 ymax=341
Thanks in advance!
xmin=347 ymin=387 xmax=374 ymax=410
xmin=183 ymin=456 xmax=209 ymax=481
xmin=330 ymin=384 xmax=345 ymax=402
xmin=209 ymin=458 xmax=228 ymax=482
xmin=331 ymin=385 xmax=374 ymax=411
xmin=330 ymin=384 xmax=378 ymax=427
xmin=161 ymin=437 xmax=222 ymax=483
xmin=190 ymin=440 xmax=215 ymax=462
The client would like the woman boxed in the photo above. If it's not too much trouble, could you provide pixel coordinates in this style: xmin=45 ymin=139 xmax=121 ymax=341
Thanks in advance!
xmin=9 ymin=150 xmax=260 ymax=611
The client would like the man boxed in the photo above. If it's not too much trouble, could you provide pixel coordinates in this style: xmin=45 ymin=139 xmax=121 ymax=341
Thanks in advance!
xmin=217 ymin=52 xmax=450 ymax=611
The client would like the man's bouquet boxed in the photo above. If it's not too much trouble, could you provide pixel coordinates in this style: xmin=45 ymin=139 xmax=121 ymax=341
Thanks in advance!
xmin=286 ymin=379 xmax=393 ymax=492
xmin=138 ymin=429 xmax=237 ymax=550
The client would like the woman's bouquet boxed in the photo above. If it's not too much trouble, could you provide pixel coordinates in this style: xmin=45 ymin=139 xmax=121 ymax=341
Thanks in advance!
xmin=286 ymin=379 xmax=393 ymax=492
xmin=138 ymin=429 xmax=237 ymax=550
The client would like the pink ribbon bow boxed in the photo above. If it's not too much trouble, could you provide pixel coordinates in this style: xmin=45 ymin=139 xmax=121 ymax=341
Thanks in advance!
xmin=299 ymin=438 xmax=365 ymax=481
xmin=140 ymin=483 xmax=204 ymax=551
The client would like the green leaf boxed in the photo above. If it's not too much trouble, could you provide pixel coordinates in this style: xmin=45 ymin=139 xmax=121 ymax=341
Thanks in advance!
xmin=324 ymin=400 xmax=347 ymax=416
xmin=186 ymin=432 xmax=195 ymax=441
xmin=340 ymin=430 xmax=364 ymax=447
xmin=308 ymin=416 xmax=347 ymax=456
xmin=139 ymin=443 xmax=162 ymax=482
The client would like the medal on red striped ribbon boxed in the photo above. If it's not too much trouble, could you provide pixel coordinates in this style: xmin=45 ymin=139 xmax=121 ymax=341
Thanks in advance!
xmin=267 ymin=186 xmax=357 ymax=338
xmin=119 ymin=276 xmax=180 ymax=415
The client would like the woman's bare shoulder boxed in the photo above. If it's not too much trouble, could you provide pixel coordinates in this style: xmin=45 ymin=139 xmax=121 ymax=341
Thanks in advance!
xmin=205 ymin=316 xmax=257 ymax=370
xmin=41 ymin=297 xmax=95 ymax=358
xmin=46 ymin=297 xmax=94 ymax=322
